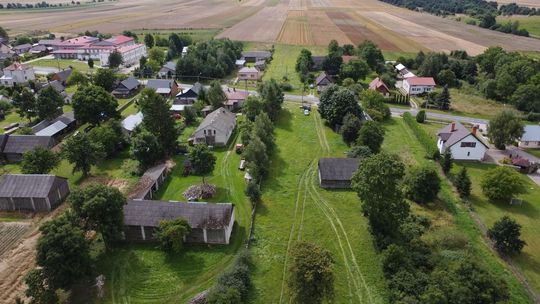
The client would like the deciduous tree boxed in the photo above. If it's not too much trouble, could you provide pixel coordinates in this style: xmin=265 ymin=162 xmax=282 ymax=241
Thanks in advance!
xmin=318 ymin=85 xmax=362 ymax=128
xmin=356 ymin=121 xmax=385 ymax=153
xmin=66 ymin=70 xmax=88 ymax=86
xmin=12 ymin=88 xmax=37 ymax=122
xmin=62 ymin=133 xmax=105 ymax=176
xmin=488 ymin=216 xmax=526 ymax=255
xmin=88 ymin=120 xmax=124 ymax=158
xmin=340 ymin=59 xmax=370 ymax=81
xmin=21 ymin=147 xmax=60 ymax=174
xmin=288 ymin=241 xmax=334 ymax=304
xmin=36 ymin=86 xmax=63 ymax=121
xmin=340 ymin=112 xmax=362 ymax=145
xmin=207 ymin=81 xmax=227 ymax=109
xmin=488 ymin=109 xmax=524 ymax=150
xmin=107 ymin=50 xmax=123 ymax=69
xmin=93 ymin=68 xmax=116 ymax=91
xmin=481 ymin=166 xmax=525 ymax=202
xmin=155 ymin=218 xmax=191 ymax=253
xmin=144 ymin=33 xmax=154 ymax=48
xmin=242 ymin=96 xmax=263 ymax=121
xmin=258 ymin=79 xmax=284 ymax=121
xmin=357 ymin=40 xmax=384 ymax=72
xmin=189 ymin=144 xmax=216 ymax=182
xmin=72 ymin=85 xmax=119 ymax=125
xmin=130 ymin=127 xmax=162 ymax=170
xmin=404 ymin=166 xmax=441 ymax=204
xmin=139 ymin=88 xmax=179 ymax=154
xmin=24 ymin=268 xmax=59 ymax=304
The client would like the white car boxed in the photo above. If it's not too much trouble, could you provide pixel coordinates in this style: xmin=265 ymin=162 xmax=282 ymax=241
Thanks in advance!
xmin=304 ymin=109 xmax=310 ymax=116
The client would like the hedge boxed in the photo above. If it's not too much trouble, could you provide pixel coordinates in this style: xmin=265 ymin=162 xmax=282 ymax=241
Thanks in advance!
xmin=402 ymin=112 xmax=439 ymax=159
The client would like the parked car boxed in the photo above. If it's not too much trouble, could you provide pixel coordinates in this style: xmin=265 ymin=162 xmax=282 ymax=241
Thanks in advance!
xmin=236 ymin=144 xmax=244 ymax=154
xmin=304 ymin=109 xmax=310 ymax=116
xmin=239 ymin=159 xmax=246 ymax=170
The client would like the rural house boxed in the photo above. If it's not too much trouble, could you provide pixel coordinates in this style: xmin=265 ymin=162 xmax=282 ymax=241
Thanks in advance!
xmin=318 ymin=158 xmax=360 ymax=189
xmin=1 ymin=135 xmax=55 ymax=162
xmin=224 ymin=89 xmax=248 ymax=111
xmin=42 ymin=80 xmax=66 ymax=94
xmin=402 ymin=77 xmax=436 ymax=95
xmin=12 ymin=43 xmax=32 ymax=55
xmin=316 ymin=72 xmax=334 ymax=92
xmin=175 ymin=82 xmax=202 ymax=104
xmin=519 ymin=125 xmax=540 ymax=148
xmin=146 ymin=79 xmax=179 ymax=98
xmin=121 ymin=112 xmax=143 ymax=135
xmin=437 ymin=122 xmax=488 ymax=161
xmin=368 ymin=77 xmax=391 ymax=97
xmin=0 ymin=43 xmax=17 ymax=63
xmin=158 ymin=61 xmax=177 ymax=78
xmin=190 ymin=107 xmax=236 ymax=146
xmin=128 ymin=163 xmax=169 ymax=200
xmin=0 ymin=63 xmax=35 ymax=87
xmin=50 ymin=68 xmax=72 ymax=85
xmin=241 ymin=51 xmax=271 ymax=63
xmin=0 ymin=174 xmax=70 ymax=212
xmin=238 ymin=67 xmax=261 ymax=81
xmin=112 ymin=76 xmax=140 ymax=98
xmin=123 ymin=200 xmax=235 ymax=244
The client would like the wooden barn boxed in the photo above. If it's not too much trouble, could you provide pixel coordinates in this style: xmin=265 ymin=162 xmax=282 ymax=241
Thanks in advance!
xmin=0 ymin=174 xmax=70 ymax=211
xmin=128 ymin=163 xmax=169 ymax=199
xmin=1 ymin=135 xmax=55 ymax=162
xmin=123 ymin=200 xmax=235 ymax=244
xmin=318 ymin=158 xmax=360 ymax=189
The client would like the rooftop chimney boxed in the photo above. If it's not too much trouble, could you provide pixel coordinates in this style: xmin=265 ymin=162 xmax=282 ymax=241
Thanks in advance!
xmin=451 ymin=122 xmax=456 ymax=132
xmin=472 ymin=126 xmax=478 ymax=136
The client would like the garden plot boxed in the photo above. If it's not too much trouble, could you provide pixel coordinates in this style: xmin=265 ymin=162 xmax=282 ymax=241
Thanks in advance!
xmin=0 ymin=222 xmax=31 ymax=258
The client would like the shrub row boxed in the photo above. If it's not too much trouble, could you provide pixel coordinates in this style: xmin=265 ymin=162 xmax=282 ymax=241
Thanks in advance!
xmin=206 ymin=250 xmax=252 ymax=304
xmin=402 ymin=112 xmax=439 ymax=159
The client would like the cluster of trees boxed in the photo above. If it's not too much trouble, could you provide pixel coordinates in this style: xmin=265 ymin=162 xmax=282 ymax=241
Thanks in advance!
xmin=25 ymin=184 xmax=126 ymax=303
xmin=12 ymin=85 xmax=64 ymax=122
xmin=477 ymin=47 xmax=540 ymax=113
xmin=499 ymin=3 xmax=540 ymax=16
xmin=487 ymin=109 xmax=524 ymax=149
xmin=351 ymin=152 xmax=510 ymax=303
xmin=176 ymin=38 xmax=242 ymax=80
xmin=206 ymin=250 xmax=253 ymax=304
xmin=477 ymin=15 xmax=529 ymax=36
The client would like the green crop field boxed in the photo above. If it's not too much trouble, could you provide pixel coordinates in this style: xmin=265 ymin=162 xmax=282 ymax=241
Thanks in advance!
xmin=249 ymin=103 xmax=387 ymax=303
xmin=452 ymin=162 xmax=540 ymax=297
xmin=382 ymin=117 xmax=533 ymax=303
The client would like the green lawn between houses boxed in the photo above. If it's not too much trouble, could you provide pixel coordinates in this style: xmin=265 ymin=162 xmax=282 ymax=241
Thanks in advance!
xmin=381 ymin=117 xmax=533 ymax=303
xmin=29 ymin=58 xmax=99 ymax=73
xmin=249 ymin=103 xmax=387 ymax=303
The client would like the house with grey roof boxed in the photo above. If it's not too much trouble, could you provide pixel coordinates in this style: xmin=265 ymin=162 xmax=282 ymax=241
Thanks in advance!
xmin=175 ymin=82 xmax=202 ymax=104
xmin=318 ymin=158 xmax=360 ymax=189
xmin=112 ymin=76 xmax=140 ymax=98
xmin=123 ymin=200 xmax=235 ymax=244
xmin=1 ymin=135 xmax=55 ymax=162
xmin=190 ymin=107 xmax=236 ymax=146
xmin=31 ymin=112 xmax=77 ymax=141
xmin=51 ymin=68 xmax=72 ymax=85
xmin=146 ymin=79 xmax=179 ymax=98
xmin=437 ymin=122 xmax=488 ymax=161
xmin=519 ymin=125 xmax=540 ymax=148
xmin=241 ymin=51 xmax=272 ymax=63
xmin=0 ymin=174 xmax=70 ymax=212
xmin=12 ymin=43 xmax=32 ymax=55
xmin=316 ymin=72 xmax=333 ymax=92
xmin=158 ymin=61 xmax=176 ymax=78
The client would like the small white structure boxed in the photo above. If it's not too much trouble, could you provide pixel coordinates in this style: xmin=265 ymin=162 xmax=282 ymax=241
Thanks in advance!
xmin=403 ymin=77 xmax=436 ymax=95
xmin=519 ymin=125 xmax=540 ymax=148
xmin=121 ymin=112 xmax=143 ymax=135
xmin=190 ymin=107 xmax=236 ymax=146
xmin=0 ymin=63 xmax=35 ymax=87
xmin=182 ymin=46 xmax=189 ymax=57
xmin=437 ymin=122 xmax=488 ymax=161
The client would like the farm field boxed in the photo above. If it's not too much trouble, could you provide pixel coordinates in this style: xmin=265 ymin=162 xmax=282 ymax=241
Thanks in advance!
xmin=250 ymin=103 xmax=388 ymax=303
xmin=497 ymin=15 xmax=540 ymax=38
xmin=497 ymin=0 xmax=540 ymax=8
xmin=0 ymin=223 xmax=31 ymax=257
xmin=452 ymin=162 xmax=540 ymax=297
xmin=382 ymin=117 xmax=534 ymax=302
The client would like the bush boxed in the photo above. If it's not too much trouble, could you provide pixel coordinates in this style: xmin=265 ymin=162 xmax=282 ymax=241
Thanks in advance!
xmin=416 ymin=110 xmax=426 ymax=123
xmin=245 ymin=181 xmax=261 ymax=204
xmin=404 ymin=166 xmax=441 ymax=204
xmin=280 ymin=82 xmax=293 ymax=92
xmin=207 ymin=250 xmax=252 ymax=304
xmin=403 ymin=112 xmax=439 ymax=159
xmin=487 ymin=216 xmax=526 ymax=255
xmin=481 ymin=166 xmax=525 ymax=202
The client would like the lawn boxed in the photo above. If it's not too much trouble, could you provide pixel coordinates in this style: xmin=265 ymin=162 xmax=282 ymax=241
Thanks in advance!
xmin=525 ymin=149 xmax=540 ymax=159
xmin=250 ymin=103 xmax=387 ymax=303
xmin=497 ymin=15 xmax=540 ymax=38
xmin=382 ymin=117 xmax=533 ymax=303
xmin=262 ymin=44 xmax=326 ymax=95
xmin=29 ymin=58 xmax=98 ymax=72
xmin=452 ymin=162 xmax=540 ymax=296
xmin=0 ymin=110 xmax=24 ymax=130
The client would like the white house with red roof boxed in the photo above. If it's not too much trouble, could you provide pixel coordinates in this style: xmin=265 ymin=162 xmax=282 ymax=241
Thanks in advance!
xmin=437 ymin=122 xmax=488 ymax=161
xmin=0 ymin=63 xmax=35 ymax=87
xmin=52 ymin=35 xmax=146 ymax=67
xmin=368 ymin=77 xmax=390 ymax=97
xmin=403 ymin=77 xmax=436 ymax=95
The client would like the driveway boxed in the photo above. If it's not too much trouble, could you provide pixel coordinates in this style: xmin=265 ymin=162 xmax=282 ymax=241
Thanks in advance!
xmin=485 ymin=145 xmax=540 ymax=186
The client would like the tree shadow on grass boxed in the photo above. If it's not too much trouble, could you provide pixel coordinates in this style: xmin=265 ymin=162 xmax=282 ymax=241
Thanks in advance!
xmin=276 ymin=108 xmax=293 ymax=131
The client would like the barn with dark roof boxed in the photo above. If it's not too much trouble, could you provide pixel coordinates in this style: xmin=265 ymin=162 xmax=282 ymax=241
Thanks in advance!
xmin=0 ymin=174 xmax=70 ymax=211
xmin=1 ymin=135 xmax=55 ymax=162
xmin=123 ymin=200 xmax=235 ymax=244
xmin=318 ymin=158 xmax=360 ymax=189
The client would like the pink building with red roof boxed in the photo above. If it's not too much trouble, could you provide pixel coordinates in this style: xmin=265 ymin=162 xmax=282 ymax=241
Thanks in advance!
xmin=52 ymin=35 xmax=146 ymax=67
xmin=403 ymin=77 xmax=436 ymax=95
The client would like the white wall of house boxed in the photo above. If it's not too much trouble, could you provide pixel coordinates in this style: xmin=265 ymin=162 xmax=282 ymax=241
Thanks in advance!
xmin=403 ymin=81 xmax=434 ymax=95
xmin=438 ymin=134 xmax=487 ymax=160
xmin=99 ymin=45 xmax=147 ymax=67
xmin=1 ymin=67 xmax=35 ymax=86
xmin=519 ymin=140 xmax=540 ymax=148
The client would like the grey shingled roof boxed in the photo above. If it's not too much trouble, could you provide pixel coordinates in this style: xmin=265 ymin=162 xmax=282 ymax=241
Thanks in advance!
xmin=43 ymin=80 xmax=65 ymax=93
xmin=316 ymin=72 xmax=333 ymax=85
xmin=54 ymin=69 xmax=72 ymax=83
xmin=120 ymin=76 xmax=140 ymax=91
xmin=3 ymin=135 xmax=54 ymax=154
xmin=147 ymin=79 xmax=175 ymax=90
xmin=318 ymin=158 xmax=360 ymax=181
xmin=124 ymin=200 xmax=234 ymax=229
xmin=521 ymin=125 xmax=540 ymax=142
xmin=194 ymin=107 xmax=236 ymax=135
xmin=437 ymin=121 xmax=488 ymax=149
xmin=143 ymin=163 xmax=167 ymax=181
xmin=0 ymin=134 xmax=7 ymax=152
xmin=241 ymin=51 xmax=271 ymax=59
xmin=0 ymin=174 xmax=67 ymax=198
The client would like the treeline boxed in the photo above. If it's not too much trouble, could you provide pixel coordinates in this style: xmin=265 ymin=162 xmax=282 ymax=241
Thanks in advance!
xmin=0 ymin=1 xmax=81 ymax=9
xmin=500 ymin=2 xmax=540 ymax=16
xmin=176 ymin=38 xmax=242 ymax=79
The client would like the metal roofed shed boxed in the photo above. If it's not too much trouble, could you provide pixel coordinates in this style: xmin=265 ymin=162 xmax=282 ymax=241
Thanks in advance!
xmin=35 ymin=121 xmax=68 ymax=137
xmin=121 ymin=112 xmax=143 ymax=135
xmin=123 ymin=200 xmax=235 ymax=244
xmin=2 ymin=135 xmax=55 ymax=162
xmin=0 ymin=174 xmax=70 ymax=211
xmin=318 ymin=158 xmax=360 ymax=189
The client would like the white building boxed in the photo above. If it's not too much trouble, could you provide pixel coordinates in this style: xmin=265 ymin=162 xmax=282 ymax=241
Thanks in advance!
xmin=519 ymin=125 xmax=540 ymax=148
xmin=99 ymin=44 xmax=147 ymax=67
xmin=190 ymin=107 xmax=236 ymax=146
xmin=437 ymin=122 xmax=488 ymax=161
xmin=403 ymin=77 xmax=436 ymax=95
xmin=0 ymin=63 xmax=35 ymax=87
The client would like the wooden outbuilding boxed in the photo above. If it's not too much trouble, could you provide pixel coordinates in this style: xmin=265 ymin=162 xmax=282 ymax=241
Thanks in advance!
xmin=318 ymin=158 xmax=360 ymax=189
xmin=123 ymin=200 xmax=235 ymax=244
xmin=128 ymin=163 xmax=169 ymax=200
xmin=0 ymin=174 xmax=70 ymax=211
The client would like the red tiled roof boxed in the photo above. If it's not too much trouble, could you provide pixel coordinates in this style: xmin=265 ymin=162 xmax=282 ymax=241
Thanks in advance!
xmin=368 ymin=77 xmax=389 ymax=92
xmin=406 ymin=77 xmax=436 ymax=86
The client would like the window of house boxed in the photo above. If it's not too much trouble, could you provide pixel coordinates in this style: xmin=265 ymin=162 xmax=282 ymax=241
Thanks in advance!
xmin=460 ymin=142 xmax=476 ymax=148
xmin=467 ymin=151 xmax=470 ymax=156
xmin=524 ymin=141 xmax=529 ymax=146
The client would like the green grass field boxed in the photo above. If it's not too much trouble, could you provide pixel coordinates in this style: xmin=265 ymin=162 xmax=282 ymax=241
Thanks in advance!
xmin=497 ymin=15 xmax=540 ymax=38
xmin=525 ymin=149 xmax=540 ymax=159
xmin=452 ymin=162 xmax=540 ymax=296
xmin=262 ymin=44 xmax=326 ymax=95
xmin=134 ymin=29 xmax=220 ymax=44
xmin=29 ymin=58 xmax=98 ymax=72
xmin=382 ymin=118 xmax=533 ymax=303
xmin=250 ymin=103 xmax=387 ymax=303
